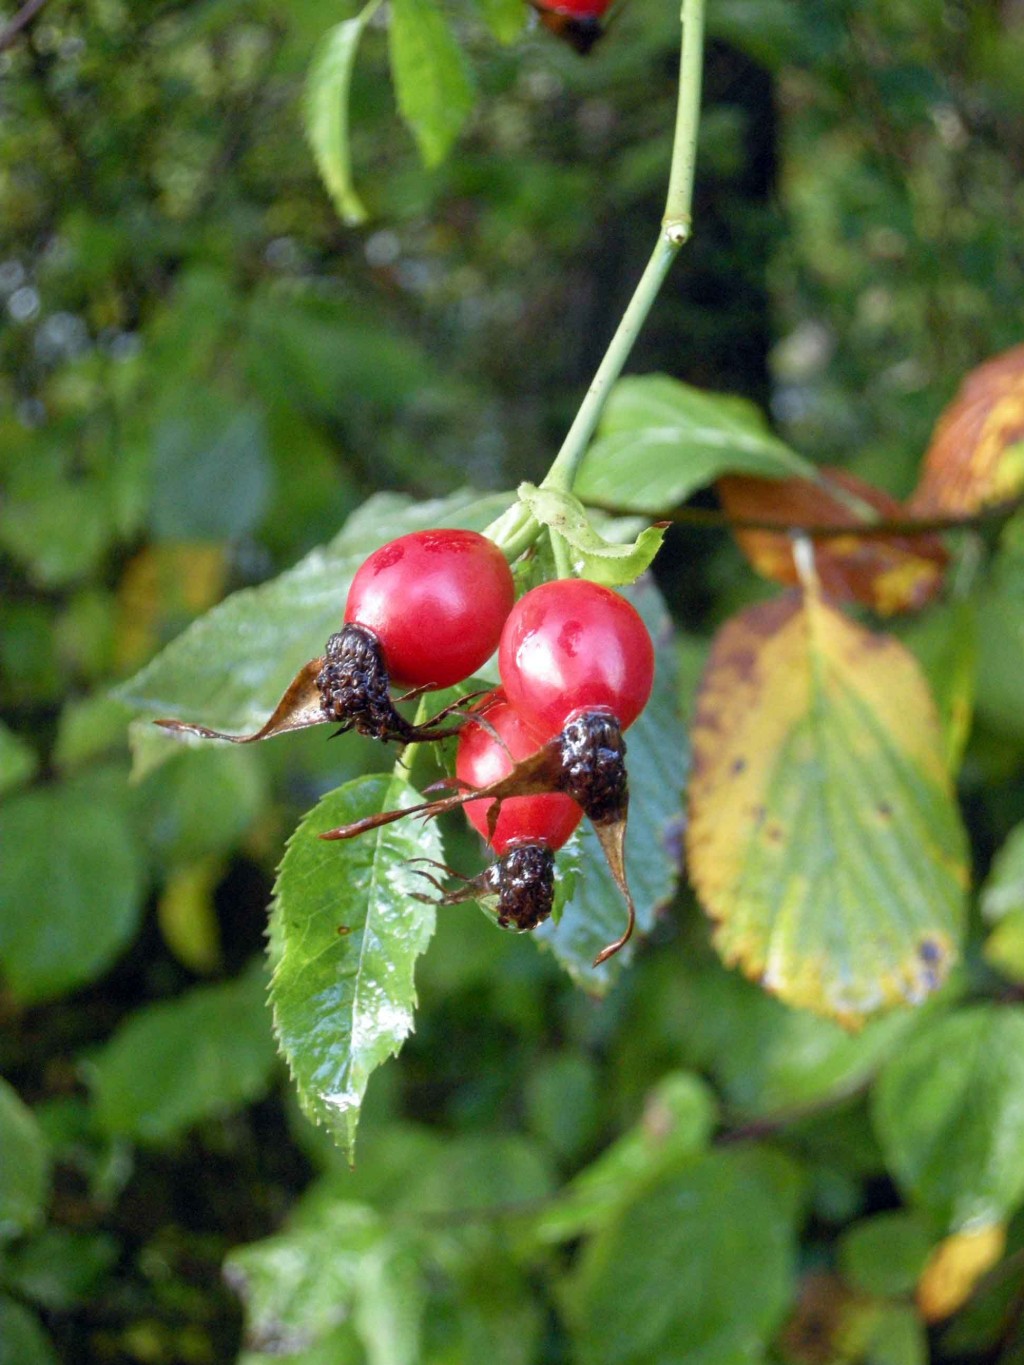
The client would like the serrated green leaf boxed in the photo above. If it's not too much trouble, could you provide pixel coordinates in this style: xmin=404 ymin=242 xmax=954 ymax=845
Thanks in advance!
xmin=89 ymin=958 xmax=277 ymax=1144
xmin=116 ymin=490 xmax=512 ymax=747
xmin=388 ymin=0 xmax=474 ymax=167
xmin=305 ymin=6 xmax=381 ymax=227
xmin=687 ymin=591 xmax=969 ymax=1025
xmin=873 ymin=1005 xmax=1024 ymax=1228
xmin=0 ymin=1079 xmax=50 ymax=1240
xmin=0 ymin=1297 xmax=58 ymax=1365
xmin=517 ymin=483 xmax=666 ymax=586
xmin=576 ymin=374 xmax=815 ymax=513
xmin=566 ymin=1147 xmax=800 ymax=1365
xmin=838 ymin=1211 xmax=936 ymax=1297
xmin=536 ymin=577 xmax=686 ymax=990
xmin=270 ymin=773 xmax=441 ymax=1158
xmin=0 ymin=771 xmax=145 ymax=1003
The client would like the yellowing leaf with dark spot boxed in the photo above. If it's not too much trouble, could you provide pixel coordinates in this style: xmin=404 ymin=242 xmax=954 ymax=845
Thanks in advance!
xmin=917 ymin=1223 xmax=1006 ymax=1322
xmin=687 ymin=591 xmax=968 ymax=1025
xmin=719 ymin=469 xmax=948 ymax=615
xmin=911 ymin=343 xmax=1024 ymax=516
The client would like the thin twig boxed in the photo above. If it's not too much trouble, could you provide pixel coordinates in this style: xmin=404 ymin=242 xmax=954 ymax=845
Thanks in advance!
xmin=583 ymin=491 xmax=1024 ymax=541
xmin=0 ymin=0 xmax=50 ymax=53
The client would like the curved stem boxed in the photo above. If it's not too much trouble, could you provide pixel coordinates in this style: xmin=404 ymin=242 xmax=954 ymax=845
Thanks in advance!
xmin=540 ymin=0 xmax=706 ymax=498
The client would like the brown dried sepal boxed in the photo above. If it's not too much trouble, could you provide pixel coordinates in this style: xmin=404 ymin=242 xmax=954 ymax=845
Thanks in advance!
xmin=718 ymin=467 xmax=948 ymax=615
xmin=321 ymin=709 xmax=637 ymax=965
xmin=911 ymin=343 xmax=1024 ymax=516
xmin=411 ymin=845 xmax=557 ymax=931
xmin=154 ymin=623 xmax=469 ymax=746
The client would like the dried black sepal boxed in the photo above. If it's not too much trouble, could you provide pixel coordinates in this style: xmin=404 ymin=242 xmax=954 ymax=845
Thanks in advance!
xmin=411 ymin=844 xmax=556 ymax=932
xmin=555 ymin=711 xmax=628 ymax=826
xmin=315 ymin=624 xmax=466 ymax=743
xmin=155 ymin=622 xmax=473 ymax=747
xmin=322 ymin=708 xmax=637 ymax=966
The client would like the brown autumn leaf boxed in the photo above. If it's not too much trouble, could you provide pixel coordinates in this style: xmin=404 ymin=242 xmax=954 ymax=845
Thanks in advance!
xmin=911 ymin=342 xmax=1024 ymax=516
xmin=718 ymin=468 xmax=948 ymax=615
xmin=686 ymin=588 xmax=968 ymax=1025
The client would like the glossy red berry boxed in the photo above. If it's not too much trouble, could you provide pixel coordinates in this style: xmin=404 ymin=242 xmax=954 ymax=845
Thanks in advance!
xmin=498 ymin=579 xmax=655 ymax=735
xmin=344 ymin=529 xmax=514 ymax=689
xmin=456 ymin=691 xmax=582 ymax=857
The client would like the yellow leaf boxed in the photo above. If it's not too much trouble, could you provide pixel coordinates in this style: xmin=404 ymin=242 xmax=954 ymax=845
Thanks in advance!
xmin=158 ymin=857 xmax=223 ymax=974
xmin=917 ymin=1222 xmax=1006 ymax=1322
xmin=686 ymin=590 xmax=969 ymax=1026
xmin=116 ymin=543 xmax=228 ymax=673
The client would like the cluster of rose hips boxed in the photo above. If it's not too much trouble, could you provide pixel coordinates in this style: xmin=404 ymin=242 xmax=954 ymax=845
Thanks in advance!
xmin=160 ymin=527 xmax=655 ymax=962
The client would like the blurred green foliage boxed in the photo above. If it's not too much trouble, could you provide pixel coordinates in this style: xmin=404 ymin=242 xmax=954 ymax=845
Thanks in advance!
xmin=3 ymin=0 xmax=1024 ymax=1361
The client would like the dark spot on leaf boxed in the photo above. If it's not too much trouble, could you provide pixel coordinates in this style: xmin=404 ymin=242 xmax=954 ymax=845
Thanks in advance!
xmin=766 ymin=824 xmax=784 ymax=844
xmin=919 ymin=938 xmax=943 ymax=965
xmin=337 ymin=925 xmax=351 ymax=936
xmin=750 ymin=805 xmax=766 ymax=828
xmin=731 ymin=756 xmax=747 ymax=776
xmin=877 ymin=801 xmax=892 ymax=819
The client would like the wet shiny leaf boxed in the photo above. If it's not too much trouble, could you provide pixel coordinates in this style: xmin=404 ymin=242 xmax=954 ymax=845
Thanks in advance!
xmin=687 ymin=591 xmax=968 ymax=1024
xmin=270 ymin=773 xmax=441 ymax=1159
xmin=577 ymin=374 xmax=814 ymax=512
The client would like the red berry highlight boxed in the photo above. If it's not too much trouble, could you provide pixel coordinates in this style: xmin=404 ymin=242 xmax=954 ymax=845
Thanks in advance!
xmin=456 ymin=691 xmax=583 ymax=856
xmin=344 ymin=529 xmax=514 ymax=689
xmin=498 ymin=579 xmax=655 ymax=735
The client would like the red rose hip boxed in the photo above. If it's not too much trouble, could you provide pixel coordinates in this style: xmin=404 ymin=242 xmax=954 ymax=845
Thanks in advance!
xmin=344 ymin=529 xmax=514 ymax=689
xmin=498 ymin=579 xmax=655 ymax=735
xmin=457 ymin=691 xmax=582 ymax=856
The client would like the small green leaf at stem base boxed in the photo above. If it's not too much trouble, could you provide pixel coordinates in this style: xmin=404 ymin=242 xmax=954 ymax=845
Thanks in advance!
xmin=518 ymin=482 xmax=666 ymax=586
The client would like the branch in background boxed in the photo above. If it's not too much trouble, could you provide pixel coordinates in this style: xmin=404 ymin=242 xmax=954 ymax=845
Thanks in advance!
xmin=0 ymin=0 xmax=50 ymax=53
xmin=584 ymin=490 xmax=1024 ymax=541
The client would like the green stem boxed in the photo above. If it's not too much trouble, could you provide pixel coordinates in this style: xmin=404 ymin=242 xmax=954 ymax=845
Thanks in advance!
xmin=539 ymin=0 xmax=706 ymax=497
